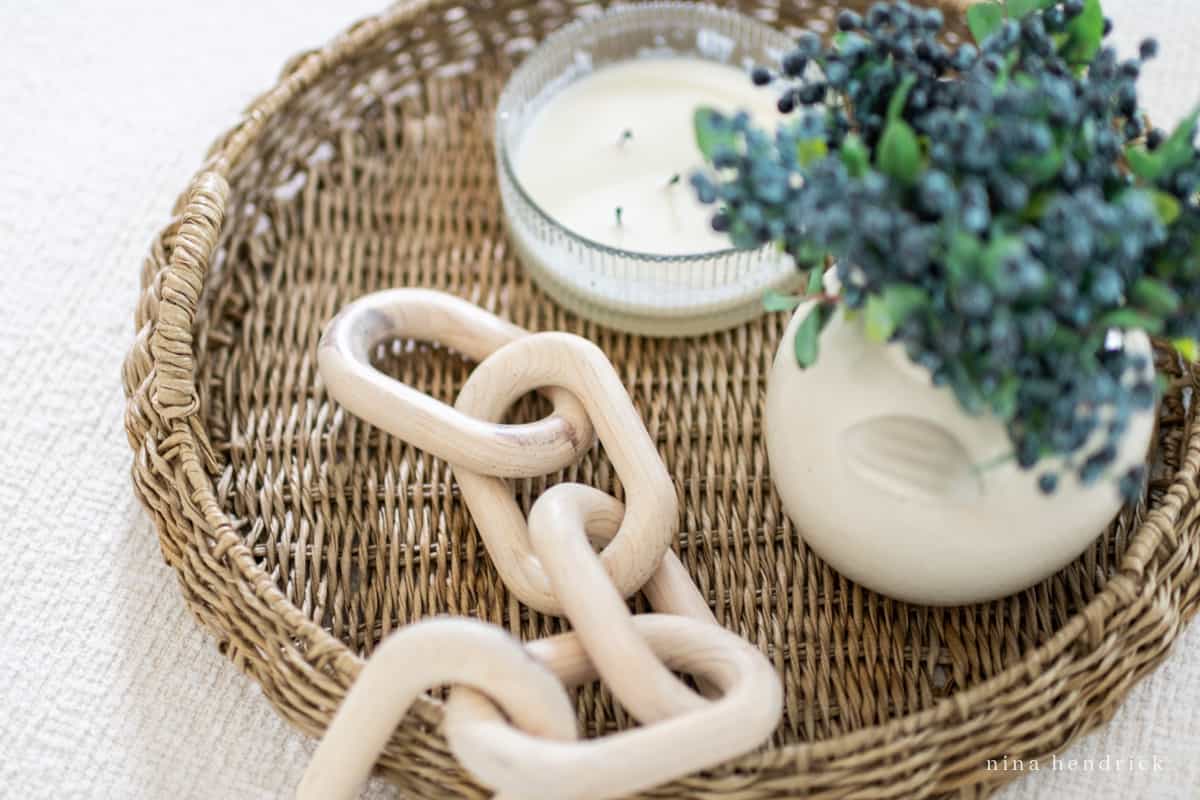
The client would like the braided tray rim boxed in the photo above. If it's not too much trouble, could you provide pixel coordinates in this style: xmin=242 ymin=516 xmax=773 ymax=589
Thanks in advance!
xmin=121 ymin=1 xmax=1200 ymax=797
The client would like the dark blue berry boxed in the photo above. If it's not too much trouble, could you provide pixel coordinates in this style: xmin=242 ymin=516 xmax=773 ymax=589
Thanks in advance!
xmin=825 ymin=61 xmax=850 ymax=87
xmin=1080 ymin=446 xmax=1117 ymax=485
xmin=955 ymin=281 xmax=993 ymax=317
xmin=867 ymin=3 xmax=890 ymax=29
xmin=1090 ymin=269 xmax=1124 ymax=305
xmin=1130 ymin=381 xmax=1155 ymax=410
xmin=798 ymin=82 xmax=827 ymax=105
xmin=952 ymin=44 xmax=978 ymax=71
xmin=795 ymin=31 xmax=821 ymax=55
xmin=712 ymin=147 xmax=738 ymax=170
xmin=1017 ymin=435 xmax=1041 ymax=469
xmin=1021 ymin=310 xmax=1056 ymax=344
xmin=1119 ymin=466 xmax=1145 ymax=503
xmin=782 ymin=53 xmax=808 ymax=80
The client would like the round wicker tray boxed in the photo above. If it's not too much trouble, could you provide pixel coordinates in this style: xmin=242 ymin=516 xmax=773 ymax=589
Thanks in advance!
xmin=122 ymin=1 xmax=1200 ymax=797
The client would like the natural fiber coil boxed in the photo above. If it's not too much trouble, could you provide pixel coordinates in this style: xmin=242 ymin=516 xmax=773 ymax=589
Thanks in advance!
xmin=121 ymin=1 xmax=1200 ymax=797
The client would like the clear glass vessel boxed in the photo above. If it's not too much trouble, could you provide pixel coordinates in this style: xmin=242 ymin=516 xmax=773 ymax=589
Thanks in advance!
xmin=495 ymin=2 xmax=800 ymax=336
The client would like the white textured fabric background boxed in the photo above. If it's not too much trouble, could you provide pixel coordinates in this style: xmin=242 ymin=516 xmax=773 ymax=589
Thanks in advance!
xmin=1 ymin=2 xmax=1197 ymax=798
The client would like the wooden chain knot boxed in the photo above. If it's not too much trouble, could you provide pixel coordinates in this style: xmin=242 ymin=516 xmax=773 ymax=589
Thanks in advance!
xmin=302 ymin=290 xmax=782 ymax=799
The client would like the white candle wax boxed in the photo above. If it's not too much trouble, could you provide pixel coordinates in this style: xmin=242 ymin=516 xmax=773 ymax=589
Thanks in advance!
xmin=513 ymin=56 xmax=779 ymax=256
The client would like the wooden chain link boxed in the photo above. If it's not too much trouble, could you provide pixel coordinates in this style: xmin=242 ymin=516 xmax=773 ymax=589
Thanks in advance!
xmin=303 ymin=290 xmax=783 ymax=799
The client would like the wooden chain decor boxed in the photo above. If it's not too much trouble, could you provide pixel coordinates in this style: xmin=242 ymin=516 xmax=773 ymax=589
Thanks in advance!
xmin=303 ymin=290 xmax=783 ymax=798
xmin=121 ymin=0 xmax=1200 ymax=797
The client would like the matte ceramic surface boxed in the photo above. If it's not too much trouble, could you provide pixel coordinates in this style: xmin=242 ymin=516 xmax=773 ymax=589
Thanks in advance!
xmin=765 ymin=304 xmax=1156 ymax=606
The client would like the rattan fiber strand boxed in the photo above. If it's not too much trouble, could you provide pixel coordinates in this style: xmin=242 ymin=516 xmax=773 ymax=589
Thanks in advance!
xmin=121 ymin=1 xmax=1200 ymax=797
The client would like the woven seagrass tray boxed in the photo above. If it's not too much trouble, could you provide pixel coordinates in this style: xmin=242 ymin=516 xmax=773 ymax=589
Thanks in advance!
xmin=122 ymin=0 xmax=1200 ymax=796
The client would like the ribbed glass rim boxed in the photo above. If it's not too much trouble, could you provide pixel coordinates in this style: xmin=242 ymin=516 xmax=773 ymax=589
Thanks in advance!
xmin=494 ymin=1 xmax=793 ymax=263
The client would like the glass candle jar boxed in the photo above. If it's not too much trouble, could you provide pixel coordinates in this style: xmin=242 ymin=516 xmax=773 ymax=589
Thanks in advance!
xmin=495 ymin=2 xmax=801 ymax=336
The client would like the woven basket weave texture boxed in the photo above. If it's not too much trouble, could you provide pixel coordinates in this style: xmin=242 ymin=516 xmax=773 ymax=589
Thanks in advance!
xmin=121 ymin=0 xmax=1200 ymax=797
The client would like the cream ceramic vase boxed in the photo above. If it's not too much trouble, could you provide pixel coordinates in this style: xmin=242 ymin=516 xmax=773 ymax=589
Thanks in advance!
xmin=765 ymin=304 xmax=1156 ymax=606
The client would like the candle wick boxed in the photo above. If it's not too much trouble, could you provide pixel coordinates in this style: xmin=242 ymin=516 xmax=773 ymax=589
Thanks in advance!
xmin=618 ymin=129 xmax=633 ymax=146
xmin=615 ymin=206 xmax=624 ymax=226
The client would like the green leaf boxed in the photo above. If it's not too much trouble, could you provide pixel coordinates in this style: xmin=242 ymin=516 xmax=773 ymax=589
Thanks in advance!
xmin=791 ymin=240 xmax=826 ymax=267
xmin=1013 ymin=72 xmax=1038 ymax=91
xmin=728 ymin=218 xmax=759 ymax=250
xmin=990 ymin=375 xmax=1021 ymax=421
xmin=1097 ymin=309 xmax=1165 ymax=335
xmin=946 ymin=230 xmax=983 ymax=282
xmin=1158 ymin=108 xmax=1200 ymax=174
xmin=1131 ymin=277 xmax=1182 ymax=315
xmin=949 ymin=362 xmax=987 ymax=415
xmin=763 ymin=289 xmax=802 ymax=313
xmin=1050 ymin=326 xmax=1085 ymax=353
xmin=1151 ymin=190 xmax=1182 ymax=224
xmin=796 ymin=136 xmax=828 ymax=167
xmin=885 ymin=285 xmax=930 ymax=321
xmin=806 ymin=267 xmax=825 ymax=295
xmin=1017 ymin=147 xmax=1064 ymax=183
xmin=887 ymin=75 xmax=918 ymax=122
xmin=864 ymin=296 xmax=893 ymax=343
xmin=967 ymin=2 xmax=1005 ymax=46
xmin=877 ymin=118 xmax=922 ymax=185
xmin=693 ymin=107 xmax=737 ymax=162
xmin=982 ymin=235 xmax=1025 ymax=266
xmin=840 ymin=133 xmax=869 ymax=177
xmin=1061 ymin=0 xmax=1104 ymax=65
xmin=793 ymin=305 xmax=824 ymax=368
xmin=863 ymin=285 xmax=929 ymax=342
xmin=1022 ymin=190 xmax=1053 ymax=221
xmin=981 ymin=235 xmax=1025 ymax=286
xmin=1154 ymin=255 xmax=1183 ymax=280
xmin=1126 ymin=146 xmax=1165 ymax=182
xmin=1172 ymin=337 xmax=1199 ymax=363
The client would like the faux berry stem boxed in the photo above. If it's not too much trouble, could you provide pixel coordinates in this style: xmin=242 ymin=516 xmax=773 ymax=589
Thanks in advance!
xmin=687 ymin=1 xmax=1191 ymax=502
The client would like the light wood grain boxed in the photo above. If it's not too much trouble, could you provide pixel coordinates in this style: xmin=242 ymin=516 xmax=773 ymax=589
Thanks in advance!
xmin=444 ymin=614 xmax=783 ymax=800
xmin=296 ymin=618 xmax=577 ymax=800
xmin=310 ymin=301 xmax=781 ymax=798
xmin=451 ymin=331 xmax=680 ymax=614
xmin=524 ymin=483 xmax=707 ymax=722
xmin=318 ymin=289 xmax=594 ymax=478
